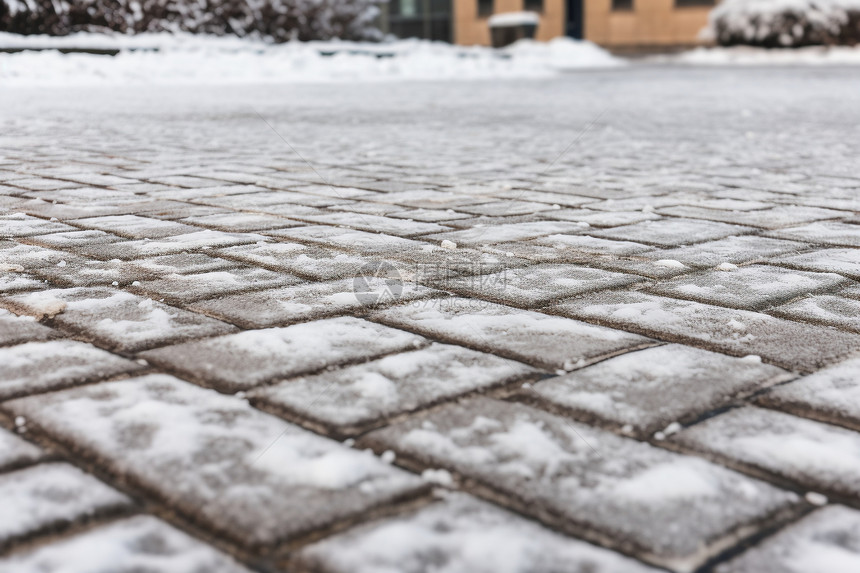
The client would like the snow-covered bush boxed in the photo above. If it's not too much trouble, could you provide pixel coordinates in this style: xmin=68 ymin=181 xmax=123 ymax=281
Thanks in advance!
xmin=709 ymin=0 xmax=860 ymax=47
xmin=0 ymin=0 xmax=383 ymax=41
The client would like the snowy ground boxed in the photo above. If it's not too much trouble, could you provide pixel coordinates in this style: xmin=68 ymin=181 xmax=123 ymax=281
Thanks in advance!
xmin=1 ymin=66 xmax=860 ymax=572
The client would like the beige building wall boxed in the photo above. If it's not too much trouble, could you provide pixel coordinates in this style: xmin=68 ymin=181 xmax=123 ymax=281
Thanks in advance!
xmin=585 ymin=0 xmax=713 ymax=48
xmin=454 ymin=0 xmax=713 ymax=48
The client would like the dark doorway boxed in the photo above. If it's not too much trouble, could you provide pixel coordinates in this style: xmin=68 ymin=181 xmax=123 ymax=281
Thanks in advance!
xmin=566 ymin=0 xmax=584 ymax=39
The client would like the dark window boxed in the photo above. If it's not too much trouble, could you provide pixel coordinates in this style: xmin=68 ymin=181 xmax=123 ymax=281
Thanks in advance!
xmin=675 ymin=0 xmax=715 ymax=6
xmin=387 ymin=0 xmax=452 ymax=42
xmin=612 ymin=0 xmax=632 ymax=10
xmin=525 ymin=0 xmax=544 ymax=12
xmin=478 ymin=0 xmax=493 ymax=17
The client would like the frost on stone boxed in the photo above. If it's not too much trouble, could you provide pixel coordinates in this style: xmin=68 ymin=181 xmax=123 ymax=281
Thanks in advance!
xmin=770 ymin=222 xmax=860 ymax=248
xmin=0 ymin=308 xmax=54 ymax=346
xmin=715 ymin=505 xmax=860 ymax=573
xmin=775 ymin=247 xmax=860 ymax=280
xmin=218 ymin=241 xmax=371 ymax=280
xmin=556 ymin=290 xmax=860 ymax=372
xmin=0 ymin=214 xmax=75 ymax=238
xmin=648 ymin=264 xmax=847 ymax=310
xmin=296 ymin=492 xmax=661 ymax=573
xmin=423 ymin=221 xmax=587 ymax=247
xmin=759 ymin=356 xmax=860 ymax=431
xmin=0 ymin=463 xmax=130 ymax=549
xmin=0 ymin=428 xmax=42 ymax=472
xmin=593 ymin=218 xmax=748 ymax=247
xmin=129 ymin=267 xmax=298 ymax=303
xmin=363 ymin=397 xmax=797 ymax=572
xmin=78 ymin=230 xmax=263 ymax=260
xmin=3 ymin=287 xmax=236 ymax=352
xmin=645 ymin=236 xmax=806 ymax=268
xmin=0 ymin=515 xmax=252 ymax=573
xmin=771 ymin=294 xmax=860 ymax=332
xmin=267 ymin=226 xmax=427 ymax=257
xmin=141 ymin=316 xmax=426 ymax=391
xmin=6 ymin=376 xmax=424 ymax=548
xmin=674 ymin=406 xmax=860 ymax=498
xmin=373 ymin=297 xmax=653 ymax=370
xmin=71 ymin=215 xmax=198 ymax=239
xmin=251 ymin=343 xmax=536 ymax=434
xmin=437 ymin=263 xmax=640 ymax=307
xmin=0 ymin=340 xmax=144 ymax=400
xmin=532 ymin=344 xmax=791 ymax=435
xmin=189 ymin=276 xmax=435 ymax=329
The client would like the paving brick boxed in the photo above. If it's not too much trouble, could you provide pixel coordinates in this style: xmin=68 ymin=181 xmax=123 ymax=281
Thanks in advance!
xmin=189 ymin=276 xmax=435 ymax=329
xmin=363 ymin=397 xmax=798 ymax=572
xmin=295 ymin=492 xmax=661 ymax=573
xmin=5 ymin=376 xmax=425 ymax=549
xmin=295 ymin=211 xmax=450 ymax=237
xmin=373 ymin=297 xmax=653 ymax=370
xmin=647 ymin=265 xmax=847 ymax=310
xmin=31 ymin=255 xmax=154 ymax=288
xmin=0 ymin=308 xmax=54 ymax=346
xmin=422 ymin=221 xmax=587 ymax=247
xmin=181 ymin=211 xmax=299 ymax=232
xmin=0 ymin=515 xmax=252 ymax=573
xmin=251 ymin=343 xmax=536 ymax=435
xmin=532 ymin=233 xmax=654 ymax=256
xmin=266 ymin=225 xmax=427 ymax=257
xmin=0 ymin=214 xmax=75 ymax=238
xmin=218 ymin=241 xmax=372 ymax=280
xmin=758 ymin=356 xmax=860 ymax=432
xmin=656 ymin=205 xmax=845 ymax=229
xmin=70 ymin=215 xmax=199 ymax=239
xmin=437 ymin=263 xmax=641 ymax=307
xmin=74 ymin=230 xmax=263 ymax=260
xmin=673 ymin=406 xmax=860 ymax=500
xmin=591 ymin=218 xmax=750 ymax=247
xmin=21 ymin=229 xmax=124 ymax=249
xmin=555 ymin=291 xmax=860 ymax=372
xmin=773 ymin=247 xmax=860 ymax=280
xmin=0 ymin=428 xmax=42 ymax=472
xmin=641 ymin=236 xmax=807 ymax=268
xmin=530 ymin=344 xmax=791 ymax=436
xmin=141 ymin=317 xmax=425 ymax=391
xmin=127 ymin=253 xmax=239 ymax=275
xmin=0 ymin=242 xmax=77 ymax=271
xmin=768 ymin=222 xmax=860 ymax=247
xmin=714 ymin=505 xmax=860 ymax=573
xmin=1 ymin=288 xmax=236 ymax=353
xmin=0 ymin=463 xmax=130 ymax=550
xmin=543 ymin=209 xmax=662 ymax=227
xmin=0 ymin=339 xmax=144 ymax=400
xmin=128 ymin=267 xmax=298 ymax=304
xmin=770 ymin=294 xmax=860 ymax=332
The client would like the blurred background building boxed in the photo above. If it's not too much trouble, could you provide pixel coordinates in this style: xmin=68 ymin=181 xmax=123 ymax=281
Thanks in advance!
xmin=380 ymin=0 xmax=718 ymax=50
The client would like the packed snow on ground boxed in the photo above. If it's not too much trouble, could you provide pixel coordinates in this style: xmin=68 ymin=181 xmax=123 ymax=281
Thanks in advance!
xmin=0 ymin=32 xmax=622 ymax=85
xmin=660 ymin=44 xmax=860 ymax=65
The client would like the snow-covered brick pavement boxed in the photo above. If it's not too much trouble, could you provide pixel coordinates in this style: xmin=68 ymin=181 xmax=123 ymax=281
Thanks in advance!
xmin=0 ymin=65 xmax=859 ymax=571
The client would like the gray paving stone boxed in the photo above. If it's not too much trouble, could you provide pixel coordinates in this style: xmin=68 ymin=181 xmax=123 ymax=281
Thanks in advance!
xmin=21 ymin=229 xmax=124 ymax=249
xmin=642 ymin=236 xmax=807 ymax=268
xmin=0 ymin=515 xmax=253 ymax=573
xmin=127 ymin=252 xmax=239 ymax=275
xmin=437 ymin=263 xmax=641 ymax=307
xmin=531 ymin=344 xmax=792 ymax=436
xmin=70 ymin=215 xmax=198 ymax=239
xmin=251 ymin=343 xmax=536 ymax=435
xmin=770 ymin=294 xmax=860 ymax=332
xmin=141 ymin=316 xmax=425 ymax=391
xmin=673 ymin=406 xmax=860 ymax=499
xmin=5 ymin=376 xmax=425 ymax=549
xmin=543 ymin=208 xmax=662 ymax=227
xmin=656 ymin=205 xmax=845 ymax=229
xmin=218 ymin=241 xmax=372 ymax=280
xmin=773 ymin=248 xmax=860 ymax=280
xmin=0 ymin=242 xmax=77 ymax=271
xmin=1 ymin=287 xmax=236 ymax=353
xmin=591 ymin=218 xmax=750 ymax=247
xmin=128 ymin=267 xmax=298 ymax=304
xmin=647 ymin=265 xmax=848 ymax=310
xmin=373 ymin=297 xmax=653 ymax=370
xmin=768 ymin=222 xmax=860 ymax=248
xmin=363 ymin=397 xmax=798 ymax=572
xmin=181 ymin=211 xmax=300 ymax=232
xmin=758 ymin=356 xmax=860 ymax=432
xmin=532 ymin=233 xmax=654 ymax=256
xmin=0 ymin=339 xmax=144 ymax=400
xmin=0 ymin=308 xmax=54 ymax=346
xmin=714 ymin=505 xmax=860 ymax=573
xmin=74 ymin=230 xmax=263 ymax=260
xmin=422 ymin=221 xmax=587 ymax=247
xmin=0 ymin=214 xmax=75 ymax=238
xmin=0 ymin=428 xmax=42 ymax=472
xmin=266 ymin=225 xmax=427 ymax=257
xmin=295 ymin=491 xmax=661 ymax=573
xmin=189 ymin=276 xmax=435 ymax=329
xmin=295 ymin=211 xmax=450 ymax=237
xmin=31 ymin=255 xmax=154 ymax=287
xmin=0 ymin=463 xmax=130 ymax=550
xmin=555 ymin=291 xmax=860 ymax=372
